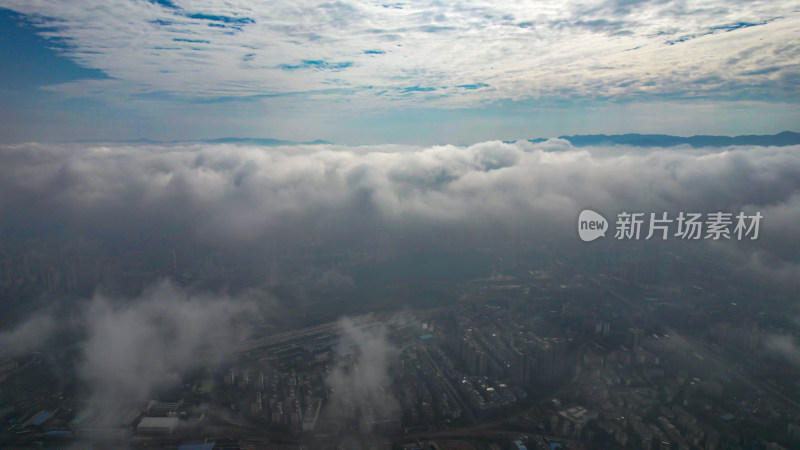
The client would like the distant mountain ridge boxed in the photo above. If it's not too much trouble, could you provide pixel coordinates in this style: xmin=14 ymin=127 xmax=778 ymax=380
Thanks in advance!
xmin=200 ymin=137 xmax=332 ymax=146
xmin=71 ymin=137 xmax=332 ymax=146
xmin=525 ymin=131 xmax=800 ymax=147
xmin=68 ymin=132 xmax=799 ymax=148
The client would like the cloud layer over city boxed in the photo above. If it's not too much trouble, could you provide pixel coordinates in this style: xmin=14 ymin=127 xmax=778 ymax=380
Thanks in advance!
xmin=1 ymin=139 xmax=799 ymax=285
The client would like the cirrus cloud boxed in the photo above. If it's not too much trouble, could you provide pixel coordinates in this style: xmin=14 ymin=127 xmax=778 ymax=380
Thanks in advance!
xmin=2 ymin=0 xmax=799 ymax=109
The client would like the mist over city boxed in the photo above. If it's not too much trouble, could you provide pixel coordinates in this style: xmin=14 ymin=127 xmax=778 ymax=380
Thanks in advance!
xmin=1 ymin=0 xmax=800 ymax=449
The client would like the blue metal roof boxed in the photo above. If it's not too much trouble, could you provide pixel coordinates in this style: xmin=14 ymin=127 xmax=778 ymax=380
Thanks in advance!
xmin=178 ymin=443 xmax=215 ymax=450
xmin=30 ymin=411 xmax=52 ymax=426
xmin=45 ymin=430 xmax=71 ymax=437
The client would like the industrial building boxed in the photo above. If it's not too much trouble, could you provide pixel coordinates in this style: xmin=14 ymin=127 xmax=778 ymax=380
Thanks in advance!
xmin=136 ymin=416 xmax=179 ymax=435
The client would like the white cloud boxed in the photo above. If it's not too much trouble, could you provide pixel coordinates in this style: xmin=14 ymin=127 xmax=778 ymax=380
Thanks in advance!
xmin=0 ymin=280 xmax=262 ymax=423
xmin=324 ymin=316 xmax=400 ymax=429
xmin=765 ymin=333 xmax=800 ymax=366
xmin=0 ymin=312 xmax=58 ymax=359
xmin=3 ymin=0 xmax=799 ymax=108
xmin=2 ymin=139 xmax=800 ymax=287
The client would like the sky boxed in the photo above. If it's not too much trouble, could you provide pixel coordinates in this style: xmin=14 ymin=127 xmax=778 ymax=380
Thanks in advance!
xmin=1 ymin=0 xmax=799 ymax=144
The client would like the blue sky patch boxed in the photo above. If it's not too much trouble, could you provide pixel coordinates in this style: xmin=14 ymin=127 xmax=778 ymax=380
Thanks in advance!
xmin=279 ymin=60 xmax=354 ymax=71
xmin=173 ymin=38 xmax=211 ymax=44
xmin=0 ymin=9 xmax=108 ymax=90
xmin=402 ymin=86 xmax=437 ymax=93
xmin=740 ymin=67 xmax=781 ymax=76
xmin=456 ymin=83 xmax=489 ymax=90
xmin=148 ymin=0 xmax=181 ymax=10
xmin=185 ymin=13 xmax=255 ymax=25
